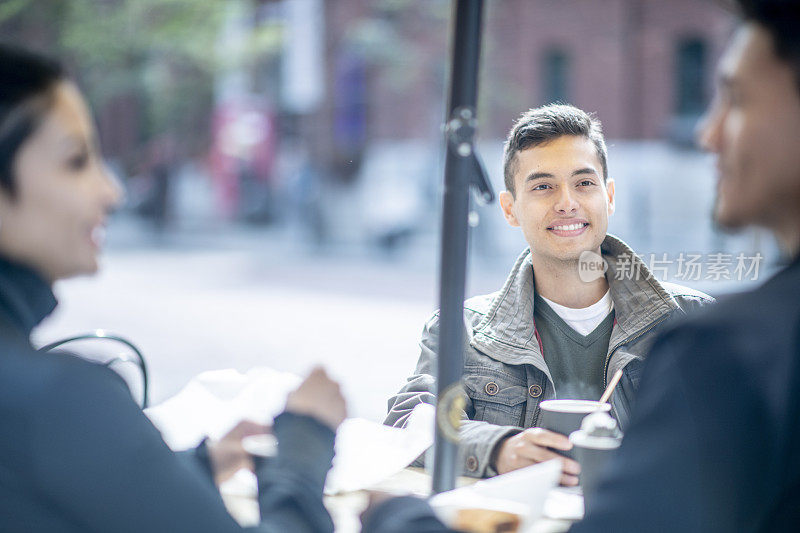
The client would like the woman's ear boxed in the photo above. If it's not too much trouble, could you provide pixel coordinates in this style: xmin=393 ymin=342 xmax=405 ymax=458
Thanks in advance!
xmin=499 ymin=190 xmax=520 ymax=227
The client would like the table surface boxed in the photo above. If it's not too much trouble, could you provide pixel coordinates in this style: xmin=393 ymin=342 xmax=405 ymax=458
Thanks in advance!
xmin=220 ymin=467 xmax=580 ymax=533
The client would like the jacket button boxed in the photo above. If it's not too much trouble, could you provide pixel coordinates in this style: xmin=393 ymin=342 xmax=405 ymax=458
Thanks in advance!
xmin=466 ymin=455 xmax=478 ymax=472
xmin=528 ymin=384 xmax=542 ymax=398
xmin=484 ymin=382 xmax=499 ymax=396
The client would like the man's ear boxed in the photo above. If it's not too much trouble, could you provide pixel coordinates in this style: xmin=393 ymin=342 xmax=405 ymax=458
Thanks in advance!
xmin=499 ymin=190 xmax=520 ymax=227
xmin=605 ymin=178 xmax=616 ymax=216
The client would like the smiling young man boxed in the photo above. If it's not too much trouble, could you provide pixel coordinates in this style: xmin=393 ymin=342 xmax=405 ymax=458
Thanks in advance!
xmin=384 ymin=104 xmax=712 ymax=484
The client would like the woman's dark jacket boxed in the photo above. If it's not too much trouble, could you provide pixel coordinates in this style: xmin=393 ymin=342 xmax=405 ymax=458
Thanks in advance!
xmin=0 ymin=256 xmax=335 ymax=532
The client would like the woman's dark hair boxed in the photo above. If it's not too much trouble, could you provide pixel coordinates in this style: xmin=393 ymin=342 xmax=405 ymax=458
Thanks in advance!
xmin=0 ymin=44 xmax=65 ymax=196
xmin=736 ymin=0 xmax=800 ymax=93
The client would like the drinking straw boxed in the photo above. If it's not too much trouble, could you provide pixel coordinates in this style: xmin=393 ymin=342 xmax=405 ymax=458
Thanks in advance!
xmin=599 ymin=369 xmax=624 ymax=404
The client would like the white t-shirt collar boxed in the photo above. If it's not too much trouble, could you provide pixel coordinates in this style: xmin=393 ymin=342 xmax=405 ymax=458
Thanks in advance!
xmin=538 ymin=290 xmax=614 ymax=336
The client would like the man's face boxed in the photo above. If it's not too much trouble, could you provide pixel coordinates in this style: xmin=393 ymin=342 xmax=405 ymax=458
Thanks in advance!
xmin=499 ymin=135 xmax=615 ymax=263
xmin=698 ymin=24 xmax=800 ymax=245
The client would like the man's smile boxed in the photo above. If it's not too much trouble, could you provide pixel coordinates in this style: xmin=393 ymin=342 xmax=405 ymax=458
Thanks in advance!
xmin=547 ymin=219 xmax=589 ymax=236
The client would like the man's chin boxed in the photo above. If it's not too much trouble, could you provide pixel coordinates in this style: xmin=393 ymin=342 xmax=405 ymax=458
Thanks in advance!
xmin=530 ymin=232 xmax=604 ymax=263
xmin=538 ymin=247 xmax=590 ymax=264
xmin=712 ymin=204 xmax=750 ymax=233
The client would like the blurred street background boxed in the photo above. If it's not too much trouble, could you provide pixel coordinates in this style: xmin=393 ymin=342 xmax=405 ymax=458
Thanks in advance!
xmin=3 ymin=0 xmax=781 ymax=420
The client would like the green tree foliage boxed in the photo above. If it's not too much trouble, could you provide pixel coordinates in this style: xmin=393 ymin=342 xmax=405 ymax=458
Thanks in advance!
xmin=1 ymin=0 xmax=280 ymax=163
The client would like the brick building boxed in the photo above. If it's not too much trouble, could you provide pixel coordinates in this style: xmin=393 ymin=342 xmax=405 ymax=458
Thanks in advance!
xmin=323 ymin=0 xmax=735 ymax=152
xmin=316 ymin=0 xmax=756 ymax=263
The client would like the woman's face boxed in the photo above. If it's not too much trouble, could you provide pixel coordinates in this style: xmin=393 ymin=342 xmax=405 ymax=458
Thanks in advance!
xmin=0 ymin=81 xmax=121 ymax=282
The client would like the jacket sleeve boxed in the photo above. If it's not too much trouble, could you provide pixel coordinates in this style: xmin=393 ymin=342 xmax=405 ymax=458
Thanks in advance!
xmin=174 ymin=439 xmax=216 ymax=485
xmin=30 ymin=357 xmax=334 ymax=533
xmin=384 ymin=313 xmax=521 ymax=478
xmin=667 ymin=285 xmax=716 ymax=316
xmin=384 ymin=313 xmax=440 ymax=429
xmin=256 ymin=412 xmax=336 ymax=533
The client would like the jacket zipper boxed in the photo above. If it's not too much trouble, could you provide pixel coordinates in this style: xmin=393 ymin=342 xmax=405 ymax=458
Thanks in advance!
xmin=603 ymin=316 xmax=669 ymax=389
xmin=528 ymin=316 xmax=669 ymax=426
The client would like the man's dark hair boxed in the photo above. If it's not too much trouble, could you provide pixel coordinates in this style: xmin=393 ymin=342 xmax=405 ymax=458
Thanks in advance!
xmin=502 ymin=104 xmax=608 ymax=196
xmin=0 ymin=44 xmax=64 ymax=196
xmin=736 ymin=0 xmax=800 ymax=93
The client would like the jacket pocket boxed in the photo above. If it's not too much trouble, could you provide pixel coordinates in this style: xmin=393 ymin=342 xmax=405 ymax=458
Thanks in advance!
xmin=463 ymin=374 xmax=528 ymax=427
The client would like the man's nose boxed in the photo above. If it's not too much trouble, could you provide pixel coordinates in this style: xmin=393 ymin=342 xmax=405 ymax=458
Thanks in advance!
xmin=554 ymin=186 xmax=579 ymax=213
xmin=696 ymin=105 xmax=723 ymax=153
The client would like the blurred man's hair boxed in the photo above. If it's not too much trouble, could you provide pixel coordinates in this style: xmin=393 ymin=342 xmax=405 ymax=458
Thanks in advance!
xmin=736 ymin=0 xmax=800 ymax=93
xmin=502 ymin=104 xmax=608 ymax=196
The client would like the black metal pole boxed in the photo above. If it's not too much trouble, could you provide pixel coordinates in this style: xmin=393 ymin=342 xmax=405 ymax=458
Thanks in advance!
xmin=432 ymin=0 xmax=485 ymax=495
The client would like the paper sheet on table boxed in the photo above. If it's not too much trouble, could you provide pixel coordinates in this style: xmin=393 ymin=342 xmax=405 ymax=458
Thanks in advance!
xmin=542 ymin=486 xmax=584 ymax=521
xmin=429 ymin=459 xmax=561 ymax=531
xmin=146 ymin=367 xmax=301 ymax=449
xmin=324 ymin=402 xmax=434 ymax=494
xmin=145 ymin=367 xmax=435 ymax=494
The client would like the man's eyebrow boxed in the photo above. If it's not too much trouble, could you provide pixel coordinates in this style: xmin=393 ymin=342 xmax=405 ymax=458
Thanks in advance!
xmin=57 ymin=135 xmax=87 ymax=151
xmin=525 ymin=172 xmax=554 ymax=182
xmin=572 ymin=168 xmax=597 ymax=177
xmin=524 ymin=168 xmax=597 ymax=181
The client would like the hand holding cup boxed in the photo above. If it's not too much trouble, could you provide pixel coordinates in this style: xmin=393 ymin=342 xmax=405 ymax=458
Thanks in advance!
xmin=493 ymin=428 xmax=581 ymax=486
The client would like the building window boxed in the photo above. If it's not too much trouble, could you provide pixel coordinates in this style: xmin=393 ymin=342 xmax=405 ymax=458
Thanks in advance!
xmin=676 ymin=38 xmax=707 ymax=116
xmin=542 ymin=48 xmax=570 ymax=104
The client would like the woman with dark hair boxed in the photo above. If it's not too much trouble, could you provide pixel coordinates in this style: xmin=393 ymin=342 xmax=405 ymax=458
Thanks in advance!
xmin=0 ymin=44 xmax=345 ymax=532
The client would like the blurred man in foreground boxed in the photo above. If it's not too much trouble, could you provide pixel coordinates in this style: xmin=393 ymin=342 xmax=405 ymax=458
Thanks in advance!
xmin=364 ymin=0 xmax=800 ymax=531
xmin=572 ymin=0 xmax=800 ymax=530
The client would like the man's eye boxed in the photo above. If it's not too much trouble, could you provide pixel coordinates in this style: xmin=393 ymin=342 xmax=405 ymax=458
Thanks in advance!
xmin=68 ymin=153 xmax=88 ymax=171
xmin=532 ymin=183 xmax=551 ymax=190
xmin=579 ymin=180 xmax=595 ymax=187
xmin=721 ymin=89 xmax=741 ymax=108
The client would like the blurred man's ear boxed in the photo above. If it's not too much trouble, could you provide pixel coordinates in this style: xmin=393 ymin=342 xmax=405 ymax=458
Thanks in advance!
xmin=499 ymin=190 xmax=520 ymax=227
xmin=606 ymin=178 xmax=616 ymax=216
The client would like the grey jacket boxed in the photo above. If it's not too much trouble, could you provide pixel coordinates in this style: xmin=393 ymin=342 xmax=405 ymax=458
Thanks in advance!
xmin=384 ymin=235 xmax=713 ymax=478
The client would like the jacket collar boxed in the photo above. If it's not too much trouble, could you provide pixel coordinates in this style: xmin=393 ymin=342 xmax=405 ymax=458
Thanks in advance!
xmin=471 ymin=234 xmax=679 ymax=364
xmin=601 ymin=235 xmax=680 ymax=338
xmin=0 ymin=255 xmax=57 ymax=342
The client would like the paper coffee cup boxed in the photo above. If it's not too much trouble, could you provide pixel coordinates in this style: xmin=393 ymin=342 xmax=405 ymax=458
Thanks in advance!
xmin=538 ymin=400 xmax=611 ymax=459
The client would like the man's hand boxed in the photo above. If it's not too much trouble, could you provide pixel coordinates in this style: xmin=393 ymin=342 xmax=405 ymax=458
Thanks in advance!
xmin=207 ymin=420 xmax=271 ymax=485
xmin=493 ymin=427 xmax=580 ymax=486
xmin=285 ymin=366 xmax=347 ymax=430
